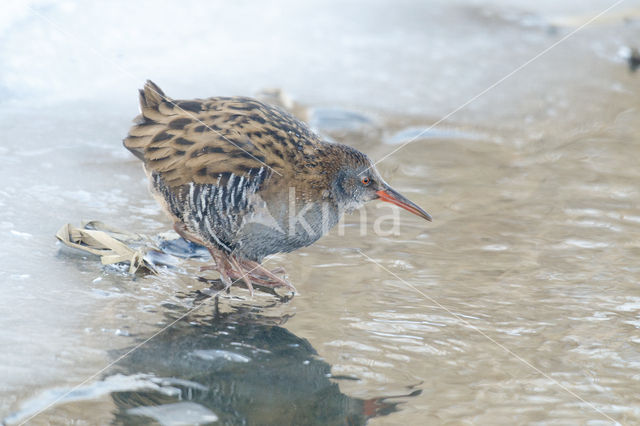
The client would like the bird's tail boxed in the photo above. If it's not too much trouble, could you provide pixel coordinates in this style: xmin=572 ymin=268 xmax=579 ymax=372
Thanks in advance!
xmin=138 ymin=80 xmax=168 ymax=121
xmin=123 ymin=80 xmax=169 ymax=161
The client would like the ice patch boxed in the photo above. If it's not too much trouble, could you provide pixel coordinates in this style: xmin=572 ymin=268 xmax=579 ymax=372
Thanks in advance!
xmin=191 ymin=349 xmax=251 ymax=363
xmin=128 ymin=402 xmax=218 ymax=425
xmin=564 ymin=239 xmax=609 ymax=249
xmin=386 ymin=126 xmax=482 ymax=144
xmin=10 ymin=230 xmax=32 ymax=239
xmin=482 ymin=244 xmax=508 ymax=251
xmin=3 ymin=373 xmax=207 ymax=425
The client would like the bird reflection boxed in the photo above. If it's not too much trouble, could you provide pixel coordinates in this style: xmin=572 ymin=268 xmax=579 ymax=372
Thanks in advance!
xmin=107 ymin=296 xmax=420 ymax=425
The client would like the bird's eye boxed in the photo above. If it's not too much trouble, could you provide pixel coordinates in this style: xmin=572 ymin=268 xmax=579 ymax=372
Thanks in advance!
xmin=361 ymin=176 xmax=371 ymax=186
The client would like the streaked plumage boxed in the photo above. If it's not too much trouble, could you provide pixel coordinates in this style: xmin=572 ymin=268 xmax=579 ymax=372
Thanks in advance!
xmin=124 ymin=81 xmax=431 ymax=295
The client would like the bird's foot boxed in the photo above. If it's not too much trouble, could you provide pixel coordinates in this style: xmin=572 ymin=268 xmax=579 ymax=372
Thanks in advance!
xmin=198 ymin=247 xmax=247 ymax=294
xmin=239 ymin=260 xmax=296 ymax=293
xmin=202 ymin=248 xmax=295 ymax=297
xmin=199 ymin=264 xmax=217 ymax=272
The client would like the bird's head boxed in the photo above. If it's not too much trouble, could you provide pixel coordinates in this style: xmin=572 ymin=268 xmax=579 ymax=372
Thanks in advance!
xmin=331 ymin=145 xmax=432 ymax=221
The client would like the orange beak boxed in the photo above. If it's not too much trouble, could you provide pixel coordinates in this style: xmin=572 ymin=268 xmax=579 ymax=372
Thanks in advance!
xmin=376 ymin=188 xmax=432 ymax=221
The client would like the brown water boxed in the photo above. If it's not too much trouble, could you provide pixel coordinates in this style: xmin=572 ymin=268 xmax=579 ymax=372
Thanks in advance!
xmin=2 ymin=1 xmax=640 ymax=425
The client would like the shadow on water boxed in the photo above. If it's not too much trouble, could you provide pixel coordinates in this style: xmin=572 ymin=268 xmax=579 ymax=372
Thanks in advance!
xmin=3 ymin=294 xmax=419 ymax=425
xmin=2 ymin=227 xmax=422 ymax=425
xmin=107 ymin=296 xmax=420 ymax=425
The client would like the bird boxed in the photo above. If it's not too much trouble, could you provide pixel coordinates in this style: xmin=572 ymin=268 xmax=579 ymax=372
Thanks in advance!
xmin=124 ymin=81 xmax=431 ymax=295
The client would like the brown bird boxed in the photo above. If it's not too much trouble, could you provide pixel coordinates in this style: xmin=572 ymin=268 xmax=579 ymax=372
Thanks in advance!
xmin=124 ymin=81 xmax=431 ymax=295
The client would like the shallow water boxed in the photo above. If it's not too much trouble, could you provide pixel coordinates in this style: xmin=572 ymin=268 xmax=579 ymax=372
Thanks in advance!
xmin=3 ymin=1 xmax=640 ymax=425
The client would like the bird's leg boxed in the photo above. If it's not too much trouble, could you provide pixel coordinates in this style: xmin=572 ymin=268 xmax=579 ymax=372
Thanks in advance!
xmin=228 ymin=255 xmax=254 ymax=297
xmin=243 ymin=263 xmax=285 ymax=276
xmin=203 ymin=247 xmax=256 ymax=296
xmin=173 ymin=222 xmax=206 ymax=246
xmin=200 ymin=247 xmax=222 ymax=272
xmin=255 ymin=265 xmax=296 ymax=293
xmin=201 ymin=245 xmax=293 ymax=295
xmin=172 ymin=223 xmax=220 ymax=272
xmin=239 ymin=259 xmax=285 ymax=279
xmin=207 ymin=248 xmax=233 ymax=289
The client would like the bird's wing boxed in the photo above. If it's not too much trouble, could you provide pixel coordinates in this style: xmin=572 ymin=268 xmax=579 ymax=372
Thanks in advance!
xmin=123 ymin=80 xmax=321 ymax=188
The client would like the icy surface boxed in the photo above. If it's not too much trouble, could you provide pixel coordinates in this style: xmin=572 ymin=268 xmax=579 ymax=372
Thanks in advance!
xmin=128 ymin=402 xmax=218 ymax=426
xmin=3 ymin=0 xmax=640 ymax=424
